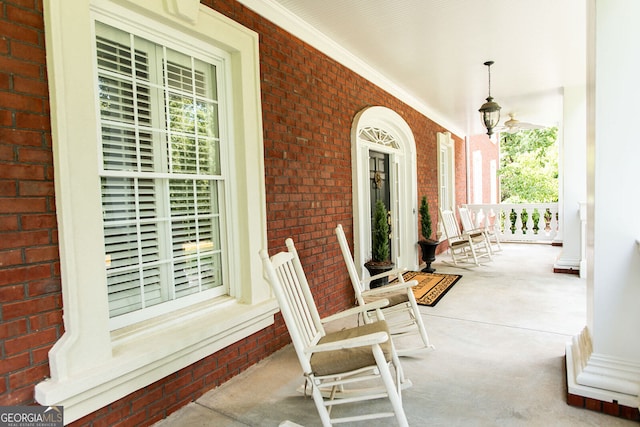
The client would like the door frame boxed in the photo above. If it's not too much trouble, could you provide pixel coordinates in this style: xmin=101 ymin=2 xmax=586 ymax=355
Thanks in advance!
xmin=351 ymin=106 xmax=418 ymax=278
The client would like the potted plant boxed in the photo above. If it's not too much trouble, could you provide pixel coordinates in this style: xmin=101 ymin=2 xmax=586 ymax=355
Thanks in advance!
xmin=364 ymin=199 xmax=394 ymax=288
xmin=417 ymin=196 xmax=439 ymax=273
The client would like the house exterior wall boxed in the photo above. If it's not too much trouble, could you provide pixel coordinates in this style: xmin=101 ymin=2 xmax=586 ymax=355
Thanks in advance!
xmin=0 ymin=0 xmax=464 ymax=425
xmin=468 ymin=133 xmax=499 ymax=204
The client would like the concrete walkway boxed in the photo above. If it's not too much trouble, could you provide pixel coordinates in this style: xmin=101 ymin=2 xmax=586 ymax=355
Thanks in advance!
xmin=154 ymin=243 xmax=636 ymax=426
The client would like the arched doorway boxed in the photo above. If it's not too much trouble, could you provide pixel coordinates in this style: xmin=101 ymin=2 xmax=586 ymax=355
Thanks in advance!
xmin=351 ymin=106 xmax=418 ymax=278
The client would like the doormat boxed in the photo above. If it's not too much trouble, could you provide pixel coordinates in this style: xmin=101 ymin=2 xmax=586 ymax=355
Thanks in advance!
xmin=392 ymin=271 xmax=462 ymax=307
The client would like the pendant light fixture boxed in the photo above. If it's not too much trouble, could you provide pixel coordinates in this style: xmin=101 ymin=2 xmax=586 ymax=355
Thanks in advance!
xmin=478 ymin=60 xmax=501 ymax=136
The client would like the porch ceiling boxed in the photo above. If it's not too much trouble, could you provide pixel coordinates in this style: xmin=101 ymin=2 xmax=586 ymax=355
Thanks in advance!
xmin=252 ymin=0 xmax=586 ymax=137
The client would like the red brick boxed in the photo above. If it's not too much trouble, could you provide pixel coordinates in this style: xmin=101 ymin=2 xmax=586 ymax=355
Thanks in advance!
xmin=0 ymin=283 xmax=25 ymax=301
xmin=6 ymin=4 xmax=43 ymax=29
xmin=0 ymin=318 xmax=28 ymax=339
xmin=31 ymin=345 xmax=51 ymax=364
xmin=0 ymin=21 xmax=40 ymax=45
xmin=0 ymin=91 xmax=43 ymax=112
xmin=10 ymin=40 xmax=46 ymax=65
xmin=4 ymin=327 xmax=58 ymax=355
xmin=24 ymin=245 xmax=58 ymax=263
xmin=8 ymin=363 xmax=49 ymax=389
xmin=0 ymin=56 xmax=41 ymax=79
xmin=28 ymin=308 xmax=62 ymax=330
xmin=18 ymin=147 xmax=52 ymax=163
xmin=0 ymin=248 xmax=24 ymax=267
xmin=0 ymin=385 xmax=33 ymax=406
xmin=0 ymin=263 xmax=51 ymax=286
xmin=20 ymin=213 xmax=56 ymax=230
xmin=13 ymin=75 xmax=48 ymax=97
xmin=0 ymin=215 xmax=19 ymax=231
xmin=26 ymin=277 xmax=60 ymax=296
xmin=0 ymin=180 xmax=18 ymax=196
xmin=0 ymin=230 xmax=50 ymax=250
xmin=585 ymin=397 xmax=602 ymax=411
xmin=15 ymin=112 xmax=50 ymax=130
xmin=602 ymin=400 xmax=620 ymax=416
xmin=0 ymin=109 xmax=13 ymax=126
xmin=131 ymin=387 xmax=163 ymax=413
xmin=0 ymin=163 xmax=44 ymax=179
xmin=0 ymin=128 xmax=43 ymax=146
xmin=0 ymin=72 xmax=12 ymax=91
xmin=0 ymin=353 xmax=30 ymax=375
xmin=0 ymin=197 xmax=46 ymax=213
xmin=19 ymin=180 xmax=54 ymax=196
xmin=0 ymin=145 xmax=16 ymax=162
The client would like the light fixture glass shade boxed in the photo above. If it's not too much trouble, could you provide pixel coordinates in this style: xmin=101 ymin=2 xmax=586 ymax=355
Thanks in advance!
xmin=479 ymin=96 xmax=501 ymax=136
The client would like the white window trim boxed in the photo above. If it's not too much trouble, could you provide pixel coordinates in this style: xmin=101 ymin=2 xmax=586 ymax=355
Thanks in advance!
xmin=437 ymin=131 xmax=456 ymax=238
xmin=36 ymin=0 xmax=277 ymax=423
xmin=351 ymin=106 xmax=419 ymax=277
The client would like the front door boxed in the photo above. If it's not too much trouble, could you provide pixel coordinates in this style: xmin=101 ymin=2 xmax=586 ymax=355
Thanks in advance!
xmin=369 ymin=150 xmax=392 ymax=260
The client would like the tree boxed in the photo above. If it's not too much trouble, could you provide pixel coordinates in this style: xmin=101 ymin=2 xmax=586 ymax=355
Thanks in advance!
xmin=499 ymin=127 xmax=558 ymax=203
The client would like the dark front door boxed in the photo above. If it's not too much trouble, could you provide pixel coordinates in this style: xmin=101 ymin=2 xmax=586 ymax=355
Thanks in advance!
xmin=369 ymin=150 xmax=391 ymax=259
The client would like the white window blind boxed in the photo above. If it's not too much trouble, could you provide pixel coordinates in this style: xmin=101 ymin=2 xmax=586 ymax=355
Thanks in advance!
xmin=96 ymin=22 xmax=227 ymax=325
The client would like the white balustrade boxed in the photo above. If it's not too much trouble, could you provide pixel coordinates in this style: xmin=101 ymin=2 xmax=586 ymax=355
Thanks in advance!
xmin=463 ymin=203 xmax=560 ymax=242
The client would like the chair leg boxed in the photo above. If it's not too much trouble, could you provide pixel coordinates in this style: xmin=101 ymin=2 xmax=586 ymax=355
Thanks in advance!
xmin=407 ymin=293 xmax=434 ymax=350
xmin=310 ymin=382 xmax=333 ymax=427
xmin=372 ymin=345 xmax=409 ymax=427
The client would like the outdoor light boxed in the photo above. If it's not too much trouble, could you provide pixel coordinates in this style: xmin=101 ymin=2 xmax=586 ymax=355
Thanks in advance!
xmin=478 ymin=60 xmax=501 ymax=136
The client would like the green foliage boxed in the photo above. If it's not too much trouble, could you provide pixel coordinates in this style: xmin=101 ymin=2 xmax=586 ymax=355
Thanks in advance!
xmin=499 ymin=127 xmax=559 ymax=203
xmin=419 ymin=196 xmax=432 ymax=240
xmin=371 ymin=199 xmax=390 ymax=262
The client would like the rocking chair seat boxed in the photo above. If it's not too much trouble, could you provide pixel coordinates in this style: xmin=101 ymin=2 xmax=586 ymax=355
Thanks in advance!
xmin=311 ymin=321 xmax=392 ymax=376
xmin=363 ymin=290 xmax=409 ymax=307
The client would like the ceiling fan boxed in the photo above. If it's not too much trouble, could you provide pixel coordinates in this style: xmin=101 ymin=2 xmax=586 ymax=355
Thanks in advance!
xmin=497 ymin=113 xmax=545 ymax=133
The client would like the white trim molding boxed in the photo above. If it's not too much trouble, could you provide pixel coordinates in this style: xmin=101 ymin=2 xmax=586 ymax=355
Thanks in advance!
xmin=351 ymin=106 xmax=419 ymax=278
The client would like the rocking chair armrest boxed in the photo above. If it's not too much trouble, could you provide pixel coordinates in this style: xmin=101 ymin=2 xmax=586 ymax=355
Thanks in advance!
xmin=320 ymin=299 xmax=390 ymax=324
xmin=362 ymin=267 xmax=408 ymax=284
xmin=305 ymin=331 xmax=389 ymax=353
xmin=361 ymin=279 xmax=419 ymax=296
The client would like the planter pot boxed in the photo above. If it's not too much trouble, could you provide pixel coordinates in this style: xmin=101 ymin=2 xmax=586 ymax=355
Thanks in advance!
xmin=418 ymin=239 xmax=439 ymax=273
xmin=364 ymin=261 xmax=394 ymax=288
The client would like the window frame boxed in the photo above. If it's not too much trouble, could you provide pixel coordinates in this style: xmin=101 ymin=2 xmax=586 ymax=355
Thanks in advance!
xmin=437 ymin=132 xmax=456 ymax=237
xmin=36 ymin=0 xmax=276 ymax=423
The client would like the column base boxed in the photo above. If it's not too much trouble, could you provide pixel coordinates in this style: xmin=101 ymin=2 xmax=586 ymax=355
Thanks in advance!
xmin=565 ymin=327 xmax=640 ymax=421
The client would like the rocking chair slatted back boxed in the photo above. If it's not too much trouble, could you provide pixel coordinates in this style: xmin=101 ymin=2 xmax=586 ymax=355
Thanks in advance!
xmin=263 ymin=246 xmax=323 ymax=372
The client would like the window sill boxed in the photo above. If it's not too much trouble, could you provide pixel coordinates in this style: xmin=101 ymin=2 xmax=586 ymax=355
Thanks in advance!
xmin=35 ymin=298 xmax=278 ymax=423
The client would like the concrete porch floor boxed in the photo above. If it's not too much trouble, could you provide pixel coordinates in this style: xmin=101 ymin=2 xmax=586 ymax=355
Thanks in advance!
xmin=154 ymin=243 xmax=636 ymax=426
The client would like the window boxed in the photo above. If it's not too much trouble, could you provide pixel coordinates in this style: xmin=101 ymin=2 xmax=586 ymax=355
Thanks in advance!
xmin=36 ymin=1 xmax=275 ymax=423
xmin=96 ymin=23 xmax=228 ymax=328
xmin=437 ymin=132 xmax=455 ymax=228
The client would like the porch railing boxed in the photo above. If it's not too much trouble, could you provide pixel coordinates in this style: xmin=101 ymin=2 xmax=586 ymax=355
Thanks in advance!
xmin=462 ymin=203 xmax=560 ymax=243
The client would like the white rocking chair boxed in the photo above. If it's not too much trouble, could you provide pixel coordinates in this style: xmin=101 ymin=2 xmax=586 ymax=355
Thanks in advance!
xmin=260 ymin=238 xmax=410 ymax=426
xmin=335 ymin=224 xmax=433 ymax=356
xmin=458 ymin=206 xmax=502 ymax=254
xmin=439 ymin=209 xmax=492 ymax=266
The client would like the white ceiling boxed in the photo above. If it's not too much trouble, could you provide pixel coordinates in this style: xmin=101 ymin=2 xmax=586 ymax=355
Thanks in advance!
xmin=248 ymin=0 xmax=587 ymax=137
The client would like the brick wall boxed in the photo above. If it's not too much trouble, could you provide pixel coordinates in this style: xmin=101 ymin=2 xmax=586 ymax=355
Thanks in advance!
xmin=0 ymin=0 xmax=464 ymax=425
xmin=0 ymin=0 xmax=62 ymax=408
xmin=468 ymin=133 xmax=499 ymax=204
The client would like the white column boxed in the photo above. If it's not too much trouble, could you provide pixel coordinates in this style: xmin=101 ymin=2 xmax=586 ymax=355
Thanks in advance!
xmin=554 ymin=85 xmax=586 ymax=272
xmin=566 ymin=0 xmax=640 ymax=409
